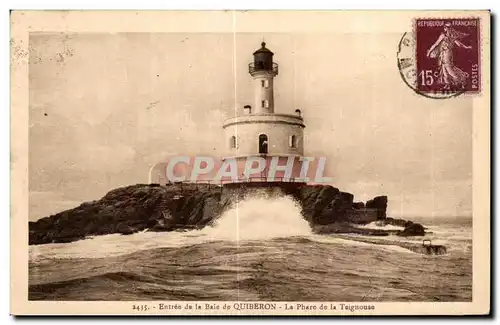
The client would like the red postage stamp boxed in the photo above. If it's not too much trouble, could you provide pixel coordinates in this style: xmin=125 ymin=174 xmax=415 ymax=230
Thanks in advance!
xmin=415 ymin=18 xmax=480 ymax=94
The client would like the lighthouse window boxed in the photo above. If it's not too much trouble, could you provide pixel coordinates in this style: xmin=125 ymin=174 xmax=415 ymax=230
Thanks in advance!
xmin=261 ymin=100 xmax=265 ymax=108
xmin=289 ymin=135 xmax=297 ymax=148
xmin=230 ymin=136 xmax=237 ymax=149
xmin=259 ymin=134 xmax=268 ymax=154
xmin=261 ymin=80 xmax=265 ymax=87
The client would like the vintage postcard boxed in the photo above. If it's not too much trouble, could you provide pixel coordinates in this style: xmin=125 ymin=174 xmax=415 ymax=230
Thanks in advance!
xmin=11 ymin=10 xmax=491 ymax=315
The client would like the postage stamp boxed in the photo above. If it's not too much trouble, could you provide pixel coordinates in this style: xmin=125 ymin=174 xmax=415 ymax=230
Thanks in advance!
xmin=415 ymin=18 xmax=481 ymax=95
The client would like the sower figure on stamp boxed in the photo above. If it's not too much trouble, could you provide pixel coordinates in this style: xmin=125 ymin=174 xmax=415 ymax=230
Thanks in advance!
xmin=426 ymin=22 xmax=473 ymax=90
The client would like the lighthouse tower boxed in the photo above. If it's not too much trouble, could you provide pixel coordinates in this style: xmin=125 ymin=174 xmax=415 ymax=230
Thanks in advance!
xmin=222 ymin=42 xmax=306 ymax=182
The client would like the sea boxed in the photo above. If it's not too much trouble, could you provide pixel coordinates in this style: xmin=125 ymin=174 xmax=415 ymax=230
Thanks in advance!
xmin=29 ymin=195 xmax=472 ymax=302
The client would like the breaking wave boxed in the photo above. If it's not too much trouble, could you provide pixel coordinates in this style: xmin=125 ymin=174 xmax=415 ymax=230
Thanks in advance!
xmin=204 ymin=194 xmax=311 ymax=241
xmin=28 ymin=195 xmax=472 ymax=302
xmin=359 ymin=221 xmax=404 ymax=231
xmin=30 ymin=194 xmax=311 ymax=260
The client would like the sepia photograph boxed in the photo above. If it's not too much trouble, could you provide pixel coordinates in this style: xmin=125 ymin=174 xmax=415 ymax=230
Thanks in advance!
xmin=10 ymin=10 xmax=491 ymax=315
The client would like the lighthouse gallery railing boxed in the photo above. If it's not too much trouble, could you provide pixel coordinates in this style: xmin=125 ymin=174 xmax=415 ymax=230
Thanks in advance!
xmin=248 ymin=62 xmax=279 ymax=75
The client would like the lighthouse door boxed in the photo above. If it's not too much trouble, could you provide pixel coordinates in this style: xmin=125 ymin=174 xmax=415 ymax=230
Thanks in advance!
xmin=258 ymin=134 xmax=268 ymax=154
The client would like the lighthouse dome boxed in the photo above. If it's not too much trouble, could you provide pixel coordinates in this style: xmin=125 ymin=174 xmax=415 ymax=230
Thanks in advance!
xmin=253 ymin=42 xmax=274 ymax=55
xmin=251 ymin=42 xmax=277 ymax=73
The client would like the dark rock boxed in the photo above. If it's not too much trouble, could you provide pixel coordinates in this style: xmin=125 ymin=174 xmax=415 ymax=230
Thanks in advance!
xmin=382 ymin=217 xmax=407 ymax=228
xmin=339 ymin=192 xmax=354 ymax=209
xmin=117 ymin=224 xmax=143 ymax=235
xmin=366 ymin=196 xmax=388 ymax=219
xmin=313 ymin=223 xmax=389 ymax=236
xmin=404 ymin=220 xmax=414 ymax=227
xmin=28 ymin=184 xmax=217 ymax=245
xmin=397 ymin=223 xmax=425 ymax=236
xmin=299 ymin=185 xmax=340 ymax=224
xmin=352 ymin=202 xmax=364 ymax=209
xmin=147 ymin=224 xmax=175 ymax=232
xmin=29 ymin=183 xmax=394 ymax=245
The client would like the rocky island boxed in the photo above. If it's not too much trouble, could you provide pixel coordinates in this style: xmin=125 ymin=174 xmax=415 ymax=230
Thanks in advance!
xmin=29 ymin=183 xmax=427 ymax=246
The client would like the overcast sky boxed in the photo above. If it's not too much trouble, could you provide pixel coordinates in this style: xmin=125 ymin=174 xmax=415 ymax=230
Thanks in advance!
xmin=29 ymin=32 xmax=472 ymax=220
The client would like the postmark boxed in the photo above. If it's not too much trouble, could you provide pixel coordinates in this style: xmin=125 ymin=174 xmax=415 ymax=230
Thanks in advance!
xmin=397 ymin=18 xmax=481 ymax=99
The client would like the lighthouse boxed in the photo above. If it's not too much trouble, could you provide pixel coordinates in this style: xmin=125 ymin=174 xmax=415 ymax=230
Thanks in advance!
xmin=148 ymin=42 xmax=314 ymax=185
xmin=222 ymin=42 xmax=306 ymax=182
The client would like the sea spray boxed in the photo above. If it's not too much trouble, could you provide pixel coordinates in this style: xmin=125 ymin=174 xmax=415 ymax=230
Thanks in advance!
xmin=359 ymin=221 xmax=405 ymax=231
xmin=203 ymin=193 xmax=311 ymax=241
xmin=29 ymin=194 xmax=311 ymax=259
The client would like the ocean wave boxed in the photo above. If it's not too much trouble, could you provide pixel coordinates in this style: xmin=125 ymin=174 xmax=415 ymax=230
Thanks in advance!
xmin=309 ymin=234 xmax=421 ymax=255
xmin=28 ymin=224 xmax=472 ymax=302
xmin=358 ymin=221 xmax=404 ymax=231
xmin=29 ymin=195 xmax=471 ymax=261
xmin=30 ymin=195 xmax=311 ymax=260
